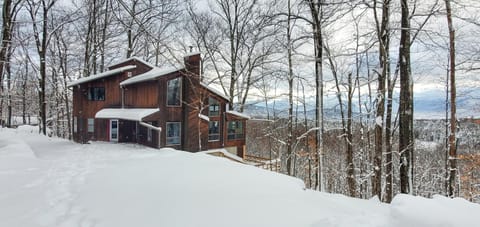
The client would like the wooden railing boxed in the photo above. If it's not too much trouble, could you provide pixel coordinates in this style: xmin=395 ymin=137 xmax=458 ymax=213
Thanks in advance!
xmin=244 ymin=155 xmax=280 ymax=172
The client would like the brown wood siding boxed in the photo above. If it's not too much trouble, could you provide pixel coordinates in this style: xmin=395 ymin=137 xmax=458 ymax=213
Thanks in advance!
xmin=182 ymin=71 xmax=207 ymax=152
xmin=157 ymin=72 xmax=186 ymax=150
xmin=72 ymin=69 xmax=134 ymax=143
xmin=123 ymin=81 xmax=159 ymax=108
xmin=95 ymin=119 xmax=109 ymax=141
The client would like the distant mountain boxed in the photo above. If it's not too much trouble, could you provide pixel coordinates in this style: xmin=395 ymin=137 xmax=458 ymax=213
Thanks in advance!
xmin=243 ymin=87 xmax=479 ymax=120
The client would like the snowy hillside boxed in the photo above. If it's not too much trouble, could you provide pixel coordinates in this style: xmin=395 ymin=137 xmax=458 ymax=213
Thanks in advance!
xmin=1 ymin=126 xmax=479 ymax=227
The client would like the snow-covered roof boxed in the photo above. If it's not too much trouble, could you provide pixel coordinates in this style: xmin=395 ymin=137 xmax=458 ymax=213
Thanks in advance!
xmin=68 ymin=65 xmax=137 ymax=87
xmin=200 ymin=82 xmax=229 ymax=101
xmin=95 ymin=108 xmax=159 ymax=121
xmin=184 ymin=51 xmax=201 ymax=58
xmin=226 ymin=110 xmax=250 ymax=119
xmin=120 ymin=66 xmax=183 ymax=86
xmin=108 ymin=56 xmax=154 ymax=69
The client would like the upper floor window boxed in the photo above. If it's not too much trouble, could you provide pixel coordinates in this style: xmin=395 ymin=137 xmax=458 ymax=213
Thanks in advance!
xmin=166 ymin=122 xmax=181 ymax=145
xmin=208 ymin=97 xmax=220 ymax=116
xmin=227 ymin=121 xmax=244 ymax=140
xmin=167 ymin=77 xmax=181 ymax=106
xmin=87 ymin=87 xmax=105 ymax=101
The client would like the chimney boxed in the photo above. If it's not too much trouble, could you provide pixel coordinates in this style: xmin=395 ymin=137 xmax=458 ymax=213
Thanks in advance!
xmin=184 ymin=53 xmax=201 ymax=81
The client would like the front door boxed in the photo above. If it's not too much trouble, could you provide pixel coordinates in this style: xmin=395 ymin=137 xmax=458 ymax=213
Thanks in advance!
xmin=110 ymin=119 xmax=119 ymax=142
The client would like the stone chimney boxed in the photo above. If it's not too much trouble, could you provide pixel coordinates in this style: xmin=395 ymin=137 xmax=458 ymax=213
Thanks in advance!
xmin=184 ymin=53 xmax=201 ymax=81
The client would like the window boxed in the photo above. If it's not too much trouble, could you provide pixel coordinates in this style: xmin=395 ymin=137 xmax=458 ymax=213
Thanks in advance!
xmin=87 ymin=87 xmax=105 ymax=101
xmin=167 ymin=78 xmax=181 ymax=106
xmin=208 ymin=97 xmax=220 ymax=116
xmin=227 ymin=121 xmax=244 ymax=140
xmin=73 ymin=117 xmax=77 ymax=133
xmin=166 ymin=122 xmax=181 ymax=145
xmin=209 ymin=121 xmax=220 ymax=141
xmin=110 ymin=119 xmax=118 ymax=141
xmin=87 ymin=118 xmax=94 ymax=133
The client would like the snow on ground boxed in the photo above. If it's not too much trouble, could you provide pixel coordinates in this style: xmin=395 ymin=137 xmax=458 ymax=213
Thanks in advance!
xmin=1 ymin=126 xmax=479 ymax=227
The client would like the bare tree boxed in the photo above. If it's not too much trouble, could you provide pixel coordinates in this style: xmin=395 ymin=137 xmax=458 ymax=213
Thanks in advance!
xmin=367 ymin=0 xmax=391 ymax=200
xmin=444 ymin=0 xmax=457 ymax=198
xmin=26 ymin=0 xmax=57 ymax=135
xmin=305 ymin=0 xmax=325 ymax=191
xmin=187 ymin=0 xmax=279 ymax=112
xmin=113 ymin=0 xmax=179 ymax=61
xmin=398 ymin=0 xmax=414 ymax=194
xmin=0 ymin=0 xmax=22 ymax=127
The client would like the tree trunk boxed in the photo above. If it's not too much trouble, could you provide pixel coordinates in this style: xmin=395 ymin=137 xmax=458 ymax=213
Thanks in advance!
xmin=0 ymin=0 xmax=15 ymax=128
xmin=399 ymin=0 xmax=414 ymax=194
xmin=307 ymin=0 xmax=324 ymax=191
xmin=286 ymin=0 xmax=294 ymax=176
xmin=6 ymin=49 xmax=12 ymax=127
xmin=372 ymin=0 xmax=390 ymax=200
xmin=380 ymin=0 xmax=393 ymax=203
xmin=346 ymin=72 xmax=356 ymax=197
xmin=444 ymin=0 xmax=457 ymax=198
xmin=22 ymin=62 xmax=28 ymax=124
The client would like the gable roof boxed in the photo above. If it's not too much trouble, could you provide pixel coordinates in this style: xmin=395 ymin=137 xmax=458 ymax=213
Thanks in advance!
xmin=108 ymin=56 xmax=154 ymax=70
xmin=200 ymin=82 xmax=230 ymax=101
xmin=120 ymin=66 xmax=184 ymax=87
xmin=68 ymin=65 xmax=137 ymax=87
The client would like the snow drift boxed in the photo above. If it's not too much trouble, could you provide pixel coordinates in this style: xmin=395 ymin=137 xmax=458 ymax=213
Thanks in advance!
xmin=1 ymin=126 xmax=479 ymax=227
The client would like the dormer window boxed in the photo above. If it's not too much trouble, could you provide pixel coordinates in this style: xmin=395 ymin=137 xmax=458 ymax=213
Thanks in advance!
xmin=208 ymin=97 xmax=220 ymax=116
xmin=167 ymin=77 xmax=181 ymax=106
xmin=87 ymin=87 xmax=105 ymax=101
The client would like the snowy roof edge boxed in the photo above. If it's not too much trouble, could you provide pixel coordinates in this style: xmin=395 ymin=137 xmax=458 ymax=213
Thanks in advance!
xmin=120 ymin=66 xmax=184 ymax=86
xmin=108 ymin=56 xmax=154 ymax=69
xmin=95 ymin=108 xmax=159 ymax=122
xmin=200 ymin=82 xmax=229 ymax=101
xmin=226 ymin=110 xmax=250 ymax=119
xmin=183 ymin=51 xmax=201 ymax=58
xmin=68 ymin=65 xmax=137 ymax=87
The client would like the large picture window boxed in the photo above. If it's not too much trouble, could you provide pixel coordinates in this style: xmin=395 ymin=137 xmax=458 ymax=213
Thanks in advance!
xmin=208 ymin=97 xmax=220 ymax=116
xmin=87 ymin=87 xmax=105 ymax=101
xmin=166 ymin=122 xmax=181 ymax=145
xmin=208 ymin=121 xmax=220 ymax=141
xmin=167 ymin=78 xmax=181 ymax=106
xmin=227 ymin=121 xmax=244 ymax=140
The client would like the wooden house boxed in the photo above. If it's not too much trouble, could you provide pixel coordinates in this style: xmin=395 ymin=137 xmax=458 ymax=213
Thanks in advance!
xmin=68 ymin=53 xmax=249 ymax=158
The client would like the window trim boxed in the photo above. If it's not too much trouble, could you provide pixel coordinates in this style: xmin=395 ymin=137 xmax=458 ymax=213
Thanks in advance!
xmin=208 ymin=121 xmax=220 ymax=142
xmin=166 ymin=122 xmax=181 ymax=145
xmin=166 ymin=77 xmax=182 ymax=107
xmin=110 ymin=119 xmax=119 ymax=142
